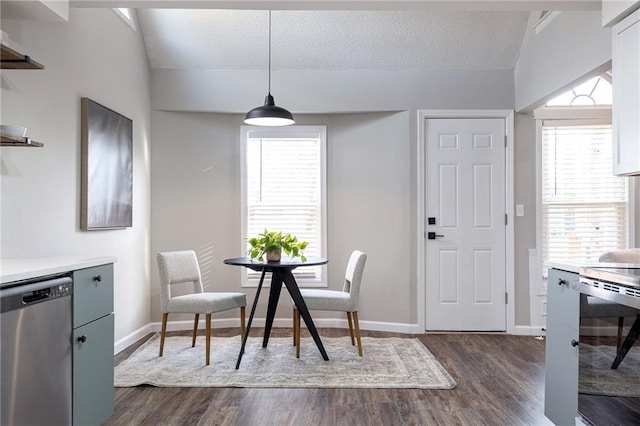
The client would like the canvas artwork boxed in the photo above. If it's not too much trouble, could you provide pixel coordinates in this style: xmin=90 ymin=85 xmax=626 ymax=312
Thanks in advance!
xmin=81 ymin=98 xmax=133 ymax=230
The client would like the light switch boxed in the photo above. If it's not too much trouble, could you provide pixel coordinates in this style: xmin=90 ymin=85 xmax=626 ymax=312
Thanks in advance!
xmin=516 ymin=204 xmax=525 ymax=217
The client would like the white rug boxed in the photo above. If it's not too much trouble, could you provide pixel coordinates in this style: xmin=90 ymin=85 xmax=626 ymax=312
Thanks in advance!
xmin=579 ymin=344 xmax=640 ymax=397
xmin=115 ymin=334 xmax=457 ymax=389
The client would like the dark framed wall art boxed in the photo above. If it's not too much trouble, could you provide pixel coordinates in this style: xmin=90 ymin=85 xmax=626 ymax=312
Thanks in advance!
xmin=81 ymin=97 xmax=133 ymax=230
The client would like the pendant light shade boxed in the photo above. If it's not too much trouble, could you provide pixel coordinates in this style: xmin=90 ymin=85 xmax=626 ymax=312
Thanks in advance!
xmin=244 ymin=11 xmax=295 ymax=126
xmin=244 ymin=94 xmax=295 ymax=126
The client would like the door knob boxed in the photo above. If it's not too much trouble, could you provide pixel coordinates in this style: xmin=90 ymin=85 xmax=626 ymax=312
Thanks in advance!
xmin=571 ymin=339 xmax=579 ymax=347
xmin=78 ymin=335 xmax=87 ymax=343
xmin=427 ymin=232 xmax=444 ymax=240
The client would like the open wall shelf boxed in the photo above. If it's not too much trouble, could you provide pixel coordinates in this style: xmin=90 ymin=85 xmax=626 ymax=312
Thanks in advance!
xmin=1 ymin=43 xmax=44 ymax=70
xmin=1 ymin=134 xmax=43 ymax=147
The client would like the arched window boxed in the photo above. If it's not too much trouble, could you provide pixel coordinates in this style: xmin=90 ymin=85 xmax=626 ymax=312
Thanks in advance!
xmin=545 ymin=74 xmax=612 ymax=106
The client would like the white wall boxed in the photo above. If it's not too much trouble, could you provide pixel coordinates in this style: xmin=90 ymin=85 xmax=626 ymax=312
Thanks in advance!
xmin=150 ymin=67 xmax=515 ymax=329
xmin=513 ymin=11 xmax=640 ymax=325
xmin=150 ymin=111 xmax=413 ymax=326
xmin=5 ymin=8 xmax=615 ymax=337
xmin=515 ymin=11 xmax=612 ymax=112
xmin=152 ymin=69 xmax=514 ymax=114
xmin=514 ymin=112 xmax=537 ymax=325
xmin=0 ymin=8 xmax=152 ymax=342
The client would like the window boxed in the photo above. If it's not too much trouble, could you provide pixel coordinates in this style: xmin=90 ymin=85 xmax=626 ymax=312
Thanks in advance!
xmin=540 ymin=122 xmax=629 ymax=265
xmin=545 ymin=75 xmax=612 ymax=107
xmin=240 ymin=126 xmax=327 ymax=286
xmin=537 ymin=75 xmax=632 ymax=273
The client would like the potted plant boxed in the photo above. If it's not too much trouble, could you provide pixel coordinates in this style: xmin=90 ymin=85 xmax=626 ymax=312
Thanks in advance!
xmin=246 ymin=229 xmax=308 ymax=262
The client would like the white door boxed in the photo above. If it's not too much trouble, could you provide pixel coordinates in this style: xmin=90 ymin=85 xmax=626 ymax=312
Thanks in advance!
xmin=425 ymin=118 xmax=506 ymax=331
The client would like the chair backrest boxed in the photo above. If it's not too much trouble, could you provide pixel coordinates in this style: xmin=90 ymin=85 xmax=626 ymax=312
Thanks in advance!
xmin=343 ymin=250 xmax=367 ymax=308
xmin=157 ymin=250 xmax=205 ymax=313
xmin=598 ymin=248 xmax=640 ymax=263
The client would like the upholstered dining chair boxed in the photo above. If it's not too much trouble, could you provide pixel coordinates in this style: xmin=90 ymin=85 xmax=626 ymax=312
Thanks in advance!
xmin=580 ymin=248 xmax=640 ymax=350
xmin=157 ymin=250 xmax=247 ymax=365
xmin=293 ymin=250 xmax=367 ymax=358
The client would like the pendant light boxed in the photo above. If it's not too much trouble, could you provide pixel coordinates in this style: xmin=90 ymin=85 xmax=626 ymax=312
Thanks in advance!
xmin=244 ymin=10 xmax=295 ymax=126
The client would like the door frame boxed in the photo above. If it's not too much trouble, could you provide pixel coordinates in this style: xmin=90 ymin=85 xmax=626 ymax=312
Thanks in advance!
xmin=417 ymin=110 xmax=515 ymax=333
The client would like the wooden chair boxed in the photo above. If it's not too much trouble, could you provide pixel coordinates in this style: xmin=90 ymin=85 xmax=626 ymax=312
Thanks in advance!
xmin=293 ymin=250 xmax=367 ymax=357
xmin=157 ymin=250 xmax=246 ymax=365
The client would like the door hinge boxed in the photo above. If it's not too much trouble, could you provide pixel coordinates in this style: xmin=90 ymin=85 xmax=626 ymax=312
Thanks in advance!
xmin=505 ymin=213 xmax=508 ymax=225
xmin=505 ymin=292 xmax=508 ymax=304
xmin=504 ymin=135 xmax=507 ymax=148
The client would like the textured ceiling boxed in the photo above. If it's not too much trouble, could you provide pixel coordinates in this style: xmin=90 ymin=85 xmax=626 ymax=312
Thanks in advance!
xmin=136 ymin=9 xmax=529 ymax=71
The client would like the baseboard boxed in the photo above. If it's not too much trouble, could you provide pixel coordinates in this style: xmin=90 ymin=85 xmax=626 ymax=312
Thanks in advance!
xmin=114 ymin=317 xmax=421 ymax=353
xmin=512 ymin=325 xmax=546 ymax=336
xmin=114 ymin=323 xmax=154 ymax=355
xmin=145 ymin=317 xmax=422 ymax=334
xmin=115 ymin=318 xmax=534 ymax=353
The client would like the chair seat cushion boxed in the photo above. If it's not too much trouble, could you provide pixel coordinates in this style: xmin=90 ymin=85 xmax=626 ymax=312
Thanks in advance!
xmin=166 ymin=292 xmax=246 ymax=314
xmin=299 ymin=289 xmax=355 ymax=312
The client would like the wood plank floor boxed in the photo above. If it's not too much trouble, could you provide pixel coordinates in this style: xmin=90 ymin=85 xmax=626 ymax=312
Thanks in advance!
xmin=106 ymin=328 xmax=551 ymax=426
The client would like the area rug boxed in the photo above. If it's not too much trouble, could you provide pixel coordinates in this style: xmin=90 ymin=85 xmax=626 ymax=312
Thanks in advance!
xmin=579 ymin=344 xmax=640 ymax=397
xmin=114 ymin=334 xmax=456 ymax=389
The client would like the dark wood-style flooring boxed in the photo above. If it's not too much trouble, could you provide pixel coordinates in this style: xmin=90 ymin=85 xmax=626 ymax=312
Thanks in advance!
xmin=106 ymin=328 xmax=551 ymax=426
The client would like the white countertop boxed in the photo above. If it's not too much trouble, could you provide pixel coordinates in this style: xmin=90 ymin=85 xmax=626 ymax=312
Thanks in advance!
xmin=1 ymin=256 xmax=117 ymax=285
xmin=548 ymin=261 xmax=640 ymax=274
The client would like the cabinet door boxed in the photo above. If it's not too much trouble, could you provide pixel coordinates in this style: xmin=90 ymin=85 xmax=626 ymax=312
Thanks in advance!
xmin=73 ymin=264 xmax=114 ymax=328
xmin=546 ymin=268 xmax=579 ymax=328
xmin=73 ymin=313 xmax=114 ymax=426
xmin=545 ymin=268 xmax=580 ymax=425
xmin=613 ymin=8 xmax=640 ymax=176
xmin=545 ymin=322 xmax=579 ymax=426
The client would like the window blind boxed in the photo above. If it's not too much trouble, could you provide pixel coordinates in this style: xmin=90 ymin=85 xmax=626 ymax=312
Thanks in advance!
xmin=541 ymin=124 xmax=628 ymax=264
xmin=244 ymin=132 xmax=325 ymax=283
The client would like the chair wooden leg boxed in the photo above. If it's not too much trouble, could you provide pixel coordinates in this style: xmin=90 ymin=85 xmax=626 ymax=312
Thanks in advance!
xmin=293 ymin=307 xmax=297 ymax=346
xmin=159 ymin=313 xmax=168 ymax=357
xmin=347 ymin=312 xmax=355 ymax=345
xmin=205 ymin=313 xmax=211 ymax=366
xmin=240 ymin=307 xmax=246 ymax=338
xmin=192 ymin=314 xmax=200 ymax=347
xmin=294 ymin=308 xmax=301 ymax=358
xmin=617 ymin=317 xmax=625 ymax=350
xmin=353 ymin=311 xmax=363 ymax=356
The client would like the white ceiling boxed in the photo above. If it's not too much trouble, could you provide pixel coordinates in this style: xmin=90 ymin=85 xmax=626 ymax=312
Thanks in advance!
xmin=135 ymin=9 xmax=530 ymax=71
xmin=69 ymin=1 xmax=597 ymax=73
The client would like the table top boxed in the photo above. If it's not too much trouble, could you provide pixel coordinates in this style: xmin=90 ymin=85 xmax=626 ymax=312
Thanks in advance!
xmin=224 ymin=256 xmax=328 ymax=271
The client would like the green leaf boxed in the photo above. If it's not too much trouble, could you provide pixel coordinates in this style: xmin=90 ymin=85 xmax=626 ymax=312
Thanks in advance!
xmin=245 ymin=229 xmax=308 ymax=261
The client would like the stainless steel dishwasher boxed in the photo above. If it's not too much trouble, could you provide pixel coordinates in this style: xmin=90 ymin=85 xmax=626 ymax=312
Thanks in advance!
xmin=1 ymin=274 xmax=73 ymax=425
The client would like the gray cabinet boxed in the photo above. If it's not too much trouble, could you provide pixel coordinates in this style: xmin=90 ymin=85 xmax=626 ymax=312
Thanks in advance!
xmin=544 ymin=268 xmax=580 ymax=426
xmin=72 ymin=264 xmax=114 ymax=425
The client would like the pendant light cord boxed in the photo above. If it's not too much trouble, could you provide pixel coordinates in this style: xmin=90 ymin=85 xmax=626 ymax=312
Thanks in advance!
xmin=268 ymin=10 xmax=272 ymax=95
